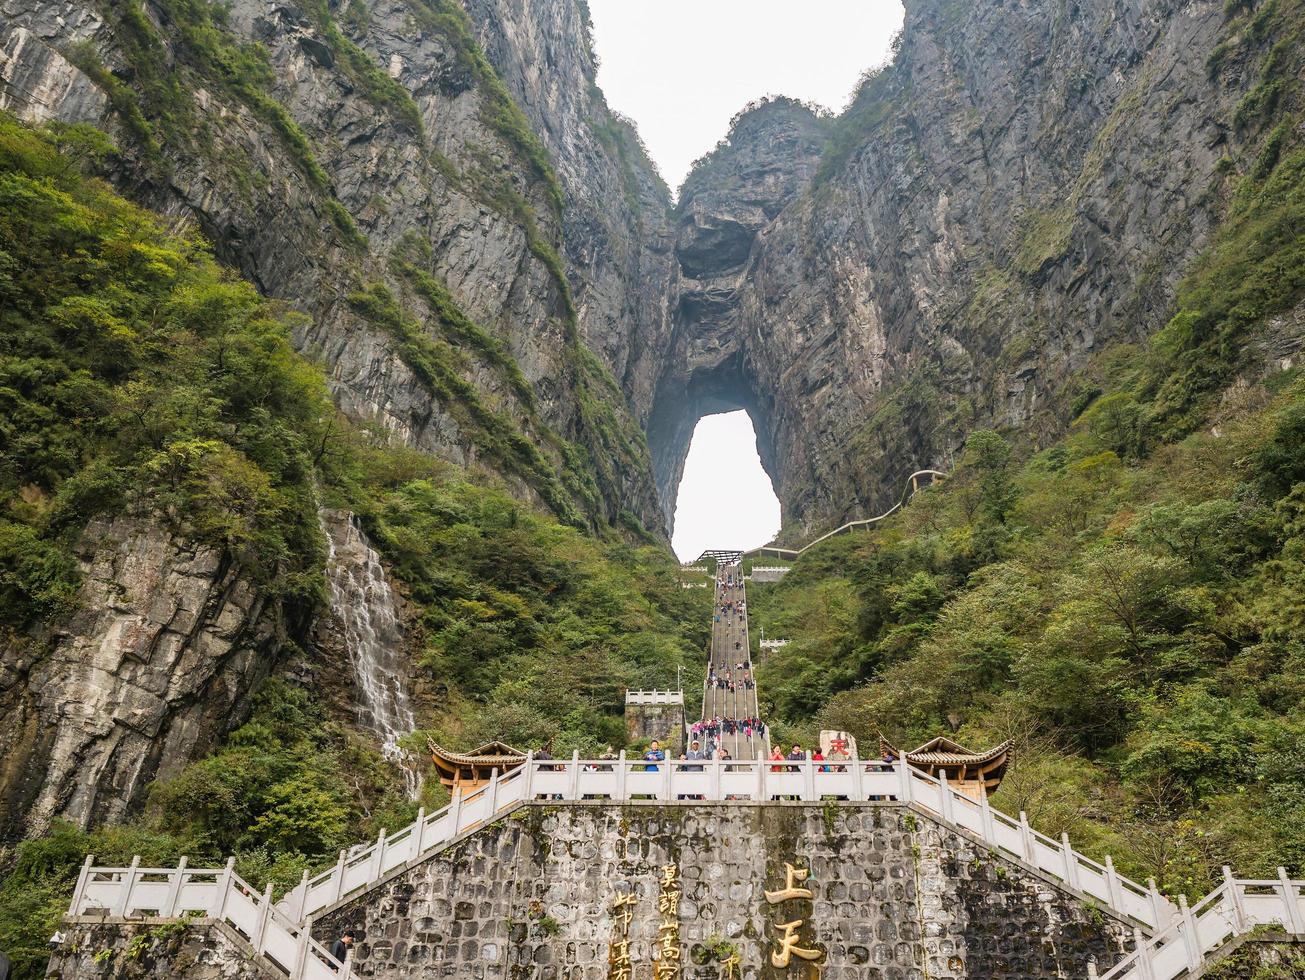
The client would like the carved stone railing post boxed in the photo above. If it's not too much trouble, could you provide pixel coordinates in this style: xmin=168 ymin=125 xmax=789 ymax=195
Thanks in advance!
xmin=1178 ymin=895 xmax=1201 ymax=970
xmin=1223 ymin=868 xmax=1245 ymax=933
xmin=1018 ymin=812 xmax=1035 ymax=865
xmin=69 ymin=854 xmax=94 ymax=913
xmin=211 ymin=857 xmax=235 ymax=917
xmin=896 ymin=758 xmax=913 ymax=802
xmin=1279 ymin=867 xmax=1305 ymax=933
xmin=1061 ymin=835 xmax=1080 ymax=891
xmin=1147 ymin=878 xmax=1169 ymax=928
xmin=254 ymin=882 xmax=274 ymax=954
xmin=331 ymin=849 xmax=347 ymax=903
xmin=290 ymin=914 xmax=313 ymax=980
xmin=112 ymin=856 xmax=140 ymax=916
xmin=1133 ymin=927 xmax=1154 ymax=980
xmin=979 ymin=793 xmax=995 ymax=843
xmin=163 ymin=856 xmax=188 ymax=916
xmin=1105 ymin=855 xmax=1124 ymax=910
xmin=369 ymin=829 xmax=386 ymax=881
xmin=413 ymin=808 xmax=427 ymax=856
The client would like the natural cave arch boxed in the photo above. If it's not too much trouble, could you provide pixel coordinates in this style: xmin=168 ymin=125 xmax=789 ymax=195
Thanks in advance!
xmin=646 ymin=356 xmax=781 ymax=537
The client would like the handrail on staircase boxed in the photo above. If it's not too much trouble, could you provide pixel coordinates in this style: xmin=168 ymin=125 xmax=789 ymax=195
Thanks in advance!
xmin=70 ymin=751 xmax=1181 ymax=967
xmin=1090 ymin=869 xmax=1305 ymax=980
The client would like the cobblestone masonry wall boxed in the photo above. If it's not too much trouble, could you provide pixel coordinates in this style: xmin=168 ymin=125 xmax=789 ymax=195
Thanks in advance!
xmin=48 ymin=917 xmax=279 ymax=980
xmin=314 ymin=803 xmax=1133 ymax=980
xmin=625 ymin=703 xmax=684 ymax=751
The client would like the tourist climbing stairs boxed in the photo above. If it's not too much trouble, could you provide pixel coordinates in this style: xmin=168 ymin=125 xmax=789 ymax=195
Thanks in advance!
xmin=700 ymin=560 xmax=766 ymax=760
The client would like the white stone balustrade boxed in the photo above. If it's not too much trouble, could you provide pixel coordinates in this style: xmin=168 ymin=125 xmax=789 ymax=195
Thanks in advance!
xmin=67 ymin=770 xmax=1305 ymax=980
xmin=1092 ymin=868 xmax=1305 ymax=980
xmin=624 ymin=690 xmax=685 ymax=705
xmin=68 ymin=856 xmax=346 ymax=980
xmin=71 ymin=753 xmax=1184 ymax=970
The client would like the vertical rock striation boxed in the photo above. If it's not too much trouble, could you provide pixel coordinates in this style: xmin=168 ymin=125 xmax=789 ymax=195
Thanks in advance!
xmin=0 ymin=517 xmax=289 ymax=839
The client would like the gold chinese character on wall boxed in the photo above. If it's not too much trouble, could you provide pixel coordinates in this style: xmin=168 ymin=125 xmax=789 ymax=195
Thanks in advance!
xmin=764 ymin=863 xmax=814 ymax=904
xmin=764 ymin=861 xmax=824 ymax=976
xmin=655 ymin=863 xmax=681 ymax=980
xmin=771 ymin=920 xmax=822 ymax=968
xmin=608 ymin=891 xmax=636 ymax=980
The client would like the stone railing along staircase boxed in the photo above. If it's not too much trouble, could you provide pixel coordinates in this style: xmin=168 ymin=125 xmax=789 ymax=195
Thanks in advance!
xmin=65 ymin=754 xmax=1257 ymax=979
xmin=1091 ymin=869 xmax=1305 ymax=980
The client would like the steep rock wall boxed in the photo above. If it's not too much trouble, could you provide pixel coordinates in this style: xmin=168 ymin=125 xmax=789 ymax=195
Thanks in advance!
xmin=0 ymin=0 xmax=666 ymax=838
xmin=463 ymin=0 xmax=678 ymax=421
xmin=0 ymin=0 xmax=665 ymax=534
xmin=654 ymin=0 xmax=1286 ymax=536
xmin=0 ymin=516 xmax=290 ymax=840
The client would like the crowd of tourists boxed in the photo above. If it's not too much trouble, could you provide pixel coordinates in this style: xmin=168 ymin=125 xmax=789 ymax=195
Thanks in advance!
xmin=690 ymin=716 xmax=766 ymax=746
xmin=706 ymin=663 xmax=754 ymax=691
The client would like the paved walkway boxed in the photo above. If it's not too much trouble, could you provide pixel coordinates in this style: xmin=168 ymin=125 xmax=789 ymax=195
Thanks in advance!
xmin=699 ymin=561 xmax=766 ymax=760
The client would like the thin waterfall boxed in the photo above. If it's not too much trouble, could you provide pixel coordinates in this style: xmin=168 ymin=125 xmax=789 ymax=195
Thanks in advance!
xmin=321 ymin=510 xmax=422 ymax=798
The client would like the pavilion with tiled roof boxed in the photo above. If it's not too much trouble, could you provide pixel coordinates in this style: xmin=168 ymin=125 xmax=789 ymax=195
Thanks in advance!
xmin=880 ymin=734 xmax=1011 ymax=801
xmin=427 ymin=739 xmax=527 ymax=796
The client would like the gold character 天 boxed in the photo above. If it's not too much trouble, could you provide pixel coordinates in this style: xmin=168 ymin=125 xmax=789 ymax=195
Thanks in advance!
xmin=770 ymin=920 xmax=822 ymax=968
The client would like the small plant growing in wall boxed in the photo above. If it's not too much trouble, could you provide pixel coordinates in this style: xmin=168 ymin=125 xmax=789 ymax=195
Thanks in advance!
xmin=93 ymin=948 xmax=113 ymax=965
xmin=705 ymin=935 xmax=738 ymax=962
xmin=1083 ymin=899 xmax=1106 ymax=929
xmin=821 ymin=799 xmax=839 ymax=834
xmin=534 ymin=915 xmax=560 ymax=937
xmin=125 ymin=934 xmax=151 ymax=960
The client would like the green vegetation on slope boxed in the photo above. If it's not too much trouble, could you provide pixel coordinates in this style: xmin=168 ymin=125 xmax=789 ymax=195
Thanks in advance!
xmin=81 ymin=0 xmax=366 ymax=244
xmin=753 ymin=390 xmax=1305 ymax=896
xmin=0 ymin=115 xmax=328 ymax=626
xmin=335 ymin=446 xmax=708 ymax=751
xmin=0 ymin=682 xmax=410 ymax=978
xmin=0 ymin=115 xmax=704 ymax=978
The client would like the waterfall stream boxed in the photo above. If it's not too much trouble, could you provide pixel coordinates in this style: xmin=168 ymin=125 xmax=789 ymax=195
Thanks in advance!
xmin=322 ymin=511 xmax=422 ymax=798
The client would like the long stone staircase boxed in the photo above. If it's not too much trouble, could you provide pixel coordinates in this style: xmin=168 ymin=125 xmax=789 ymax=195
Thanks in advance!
xmin=699 ymin=561 xmax=766 ymax=760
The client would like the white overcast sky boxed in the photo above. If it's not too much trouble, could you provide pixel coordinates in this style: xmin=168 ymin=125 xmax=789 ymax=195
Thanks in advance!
xmin=588 ymin=1 xmax=904 ymax=561
xmin=588 ymin=0 xmax=905 ymax=191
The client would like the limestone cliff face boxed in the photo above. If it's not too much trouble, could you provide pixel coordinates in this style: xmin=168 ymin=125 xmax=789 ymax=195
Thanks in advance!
xmin=0 ymin=0 xmax=1296 ymax=839
xmin=652 ymin=0 xmax=1297 ymax=535
xmin=647 ymin=98 xmax=829 ymax=526
xmin=463 ymin=0 xmax=678 ymax=420
xmin=0 ymin=517 xmax=290 ymax=840
xmin=0 ymin=0 xmax=667 ymax=535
